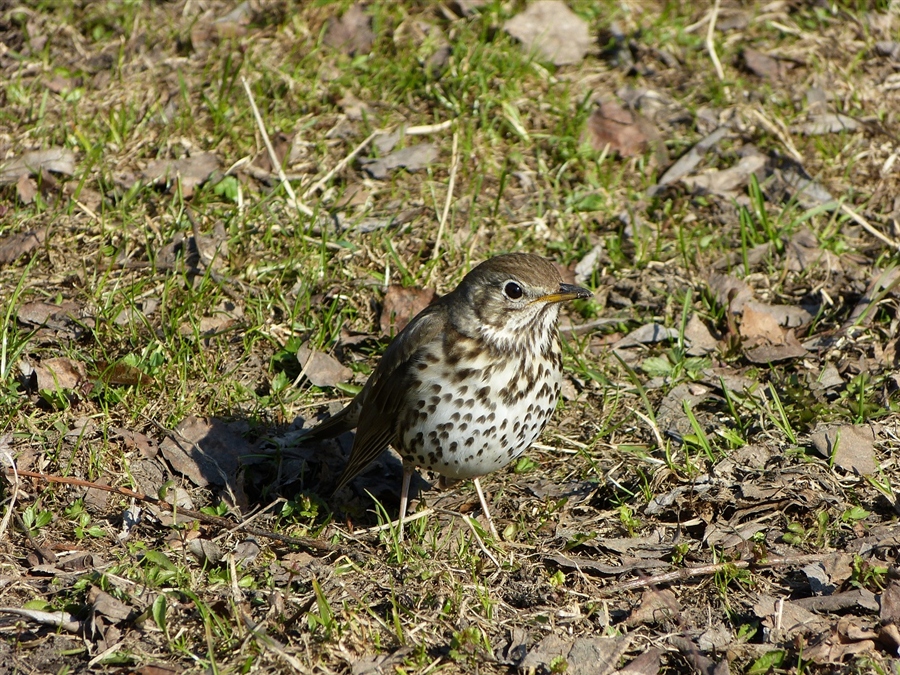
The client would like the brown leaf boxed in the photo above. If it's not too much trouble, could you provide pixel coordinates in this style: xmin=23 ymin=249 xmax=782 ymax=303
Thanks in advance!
xmin=380 ymin=285 xmax=435 ymax=335
xmin=743 ymin=341 xmax=808 ymax=364
xmin=519 ymin=634 xmax=632 ymax=675
xmin=684 ymin=314 xmax=718 ymax=356
xmin=361 ymin=143 xmax=438 ymax=179
xmin=503 ymin=1 xmax=592 ymax=66
xmin=16 ymin=173 xmax=37 ymax=204
xmin=881 ymin=577 xmax=900 ymax=624
xmin=111 ymin=427 xmax=159 ymax=459
xmin=681 ymin=154 xmax=767 ymax=196
xmin=296 ymin=345 xmax=352 ymax=388
xmin=0 ymin=147 xmax=76 ymax=184
xmin=583 ymin=101 xmax=655 ymax=158
xmin=89 ymin=586 xmax=135 ymax=622
xmin=0 ymin=227 xmax=46 ymax=266
xmin=158 ymin=416 xmax=253 ymax=492
xmin=98 ymin=361 xmax=155 ymax=387
xmin=33 ymin=357 xmax=86 ymax=391
xmin=742 ymin=48 xmax=794 ymax=80
xmin=324 ymin=3 xmax=374 ymax=56
xmin=625 ymin=588 xmax=680 ymax=627
xmin=809 ymin=424 xmax=878 ymax=475
xmin=142 ymin=152 xmax=219 ymax=196
xmin=612 ymin=648 xmax=662 ymax=675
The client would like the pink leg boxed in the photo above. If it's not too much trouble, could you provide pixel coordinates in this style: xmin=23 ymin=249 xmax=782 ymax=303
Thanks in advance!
xmin=472 ymin=478 xmax=500 ymax=539
xmin=398 ymin=464 xmax=413 ymax=542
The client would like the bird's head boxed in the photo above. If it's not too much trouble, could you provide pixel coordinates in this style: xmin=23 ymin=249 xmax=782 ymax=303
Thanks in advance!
xmin=448 ymin=253 xmax=592 ymax=353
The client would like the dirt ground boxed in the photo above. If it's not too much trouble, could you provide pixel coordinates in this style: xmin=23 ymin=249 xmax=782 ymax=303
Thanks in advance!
xmin=2 ymin=1 xmax=900 ymax=673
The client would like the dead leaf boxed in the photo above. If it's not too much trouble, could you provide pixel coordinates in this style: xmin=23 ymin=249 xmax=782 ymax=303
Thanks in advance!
xmin=742 ymin=48 xmax=794 ymax=80
xmin=296 ymin=345 xmax=352 ymax=388
xmin=16 ymin=174 xmax=37 ymax=204
xmin=625 ymin=589 xmax=680 ymax=627
xmin=503 ymin=1 xmax=592 ymax=66
xmin=656 ymin=126 xmax=730 ymax=188
xmin=33 ymin=357 xmax=86 ymax=391
xmin=519 ymin=634 xmax=631 ymax=675
xmin=708 ymin=273 xmax=754 ymax=314
xmin=111 ymin=427 xmax=159 ymax=459
xmin=0 ymin=147 xmax=76 ymax=184
xmin=740 ymin=303 xmax=787 ymax=343
xmin=583 ymin=101 xmax=657 ymax=158
xmin=611 ymin=648 xmax=662 ymax=675
xmin=681 ymin=154 xmax=767 ymax=196
xmin=158 ymin=416 xmax=253 ymax=491
xmin=880 ymin=577 xmax=900 ymax=623
xmin=98 ymin=361 xmax=155 ymax=387
xmin=380 ymin=285 xmax=435 ymax=335
xmin=809 ymin=424 xmax=878 ymax=475
xmin=753 ymin=593 xmax=828 ymax=637
xmin=324 ymin=3 xmax=374 ymax=56
xmin=89 ymin=586 xmax=135 ymax=622
xmin=613 ymin=323 xmax=678 ymax=349
xmin=361 ymin=143 xmax=438 ymax=179
xmin=0 ymin=227 xmax=46 ymax=266
xmin=744 ymin=341 xmax=808 ymax=364
xmin=684 ymin=314 xmax=718 ymax=356
xmin=142 ymin=152 xmax=219 ymax=196
xmin=793 ymin=113 xmax=861 ymax=136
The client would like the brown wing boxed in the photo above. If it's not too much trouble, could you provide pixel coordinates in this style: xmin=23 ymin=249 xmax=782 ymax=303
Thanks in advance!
xmin=332 ymin=305 xmax=446 ymax=494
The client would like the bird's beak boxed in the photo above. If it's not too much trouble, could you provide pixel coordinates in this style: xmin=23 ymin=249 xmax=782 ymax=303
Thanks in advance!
xmin=535 ymin=283 xmax=593 ymax=304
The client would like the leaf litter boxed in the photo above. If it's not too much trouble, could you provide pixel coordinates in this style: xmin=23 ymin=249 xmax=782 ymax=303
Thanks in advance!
xmin=3 ymin=1 xmax=900 ymax=673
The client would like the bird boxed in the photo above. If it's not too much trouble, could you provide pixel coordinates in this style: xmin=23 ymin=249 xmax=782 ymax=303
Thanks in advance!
xmin=302 ymin=253 xmax=592 ymax=540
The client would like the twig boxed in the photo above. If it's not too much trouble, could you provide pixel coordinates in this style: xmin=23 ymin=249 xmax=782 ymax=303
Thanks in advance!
xmin=302 ymin=130 xmax=379 ymax=200
xmin=840 ymin=202 xmax=900 ymax=251
xmin=705 ymin=0 xmax=726 ymax=87
xmin=429 ymin=128 xmax=459 ymax=273
xmin=241 ymin=76 xmax=314 ymax=217
xmin=596 ymin=552 xmax=833 ymax=597
xmin=9 ymin=468 xmax=335 ymax=554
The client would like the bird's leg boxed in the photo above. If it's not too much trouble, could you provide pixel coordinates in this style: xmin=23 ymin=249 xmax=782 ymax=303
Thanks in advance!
xmin=397 ymin=464 xmax=413 ymax=543
xmin=472 ymin=478 xmax=500 ymax=539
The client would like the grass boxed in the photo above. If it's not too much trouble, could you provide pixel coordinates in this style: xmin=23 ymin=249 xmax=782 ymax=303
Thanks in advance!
xmin=1 ymin=0 xmax=900 ymax=672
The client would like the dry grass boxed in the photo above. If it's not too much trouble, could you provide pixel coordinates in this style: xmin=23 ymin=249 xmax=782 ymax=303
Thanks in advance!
xmin=1 ymin=1 xmax=900 ymax=673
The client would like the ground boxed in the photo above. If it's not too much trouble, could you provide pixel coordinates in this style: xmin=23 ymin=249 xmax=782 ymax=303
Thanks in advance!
xmin=1 ymin=0 xmax=900 ymax=673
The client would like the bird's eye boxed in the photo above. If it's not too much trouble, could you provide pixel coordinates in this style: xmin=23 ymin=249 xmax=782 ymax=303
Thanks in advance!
xmin=503 ymin=281 xmax=524 ymax=300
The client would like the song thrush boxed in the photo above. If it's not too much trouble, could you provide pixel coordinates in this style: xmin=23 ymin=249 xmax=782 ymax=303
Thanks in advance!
xmin=303 ymin=253 xmax=591 ymax=539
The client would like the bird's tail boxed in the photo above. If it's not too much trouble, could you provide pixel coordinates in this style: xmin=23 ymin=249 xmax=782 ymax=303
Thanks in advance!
xmin=297 ymin=398 xmax=361 ymax=442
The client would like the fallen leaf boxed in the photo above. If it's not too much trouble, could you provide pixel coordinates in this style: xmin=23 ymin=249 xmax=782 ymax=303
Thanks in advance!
xmin=625 ymin=588 xmax=680 ymax=627
xmin=519 ymin=634 xmax=632 ymax=675
xmin=708 ymin=273 xmax=754 ymax=313
xmin=296 ymin=345 xmax=352 ymax=388
xmin=613 ymin=323 xmax=678 ymax=349
xmin=158 ymin=416 xmax=253 ymax=492
xmin=324 ymin=3 xmax=374 ymax=56
xmin=681 ymin=154 xmax=767 ymax=196
xmin=361 ymin=143 xmax=438 ymax=179
xmin=744 ymin=341 xmax=807 ymax=364
xmin=583 ymin=101 xmax=657 ymax=158
xmin=33 ymin=357 xmax=87 ymax=391
xmin=612 ymin=648 xmax=662 ymax=675
xmin=881 ymin=577 xmax=900 ymax=623
xmin=503 ymin=1 xmax=592 ymax=66
xmin=89 ymin=586 xmax=135 ymax=622
xmin=740 ymin=303 xmax=787 ymax=343
xmin=793 ymin=113 xmax=861 ymax=136
xmin=142 ymin=152 xmax=219 ymax=196
xmin=655 ymin=126 xmax=730 ymax=188
xmin=380 ymin=285 xmax=435 ymax=335
xmin=111 ymin=427 xmax=159 ymax=459
xmin=0 ymin=227 xmax=46 ymax=266
xmin=742 ymin=48 xmax=794 ymax=80
xmin=809 ymin=424 xmax=877 ymax=475
xmin=0 ymin=147 xmax=76 ymax=184
xmin=684 ymin=314 xmax=718 ymax=356
xmin=16 ymin=174 xmax=37 ymax=204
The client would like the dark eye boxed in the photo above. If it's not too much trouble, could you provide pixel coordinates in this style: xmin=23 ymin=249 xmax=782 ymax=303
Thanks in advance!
xmin=503 ymin=282 xmax=523 ymax=300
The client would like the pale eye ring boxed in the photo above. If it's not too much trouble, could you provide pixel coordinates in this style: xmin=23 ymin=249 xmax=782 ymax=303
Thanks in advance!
xmin=503 ymin=281 xmax=523 ymax=300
